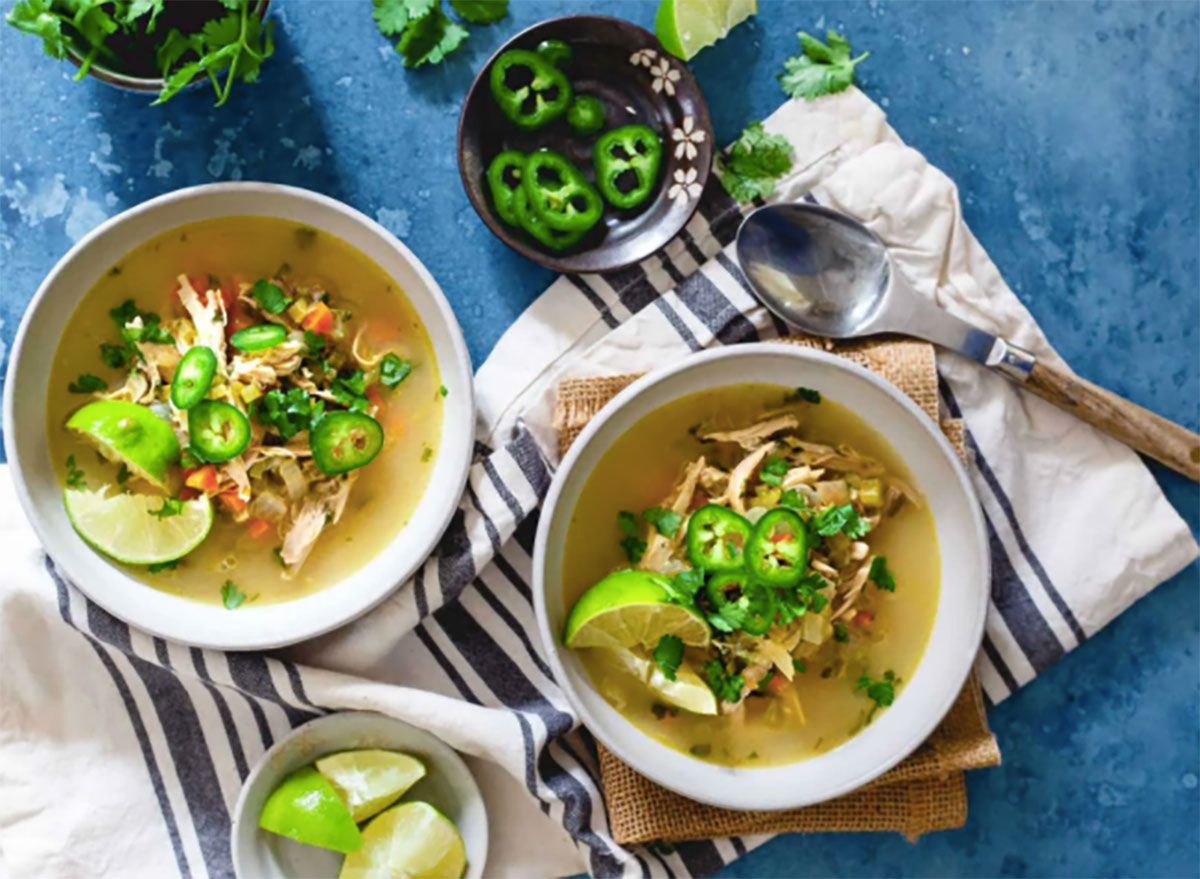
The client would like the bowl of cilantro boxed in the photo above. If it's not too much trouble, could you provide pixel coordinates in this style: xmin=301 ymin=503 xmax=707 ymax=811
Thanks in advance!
xmin=4 ymin=0 xmax=274 ymax=106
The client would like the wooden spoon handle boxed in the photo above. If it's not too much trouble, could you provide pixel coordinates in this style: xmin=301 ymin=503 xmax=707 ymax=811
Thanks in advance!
xmin=1023 ymin=360 xmax=1200 ymax=481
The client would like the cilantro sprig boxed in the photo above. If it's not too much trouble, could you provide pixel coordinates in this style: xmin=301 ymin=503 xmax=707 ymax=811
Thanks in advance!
xmin=703 ymin=659 xmax=745 ymax=704
xmin=869 ymin=556 xmax=895 ymax=592
xmin=779 ymin=30 xmax=869 ymax=100
xmin=617 ymin=511 xmax=646 ymax=564
xmin=812 ymin=503 xmax=870 ymax=539
xmin=68 ymin=374 xmax=107 ymax=394
xmin=642 ymin=506 xmax=683 ymax=538
xmin=715 ymin=121 xmax=795 ymax=204
xmin=652 ymin=635 xmax=684 ymax=682
xmin=373 ymin=0 xmax=508 ymax=69
xmin=148 ymin=498 xmax=184 ymax=519
xmin=154 ymin=0 xmax=276 ymax=107
xmin=856 ymin=669 xmax=897 ymax=723
xmin=758 ymin=455 xmax=789 ymax=487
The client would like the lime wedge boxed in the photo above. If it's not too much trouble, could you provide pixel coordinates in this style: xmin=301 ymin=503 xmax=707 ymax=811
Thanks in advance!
xmin=563 ymin=569 xmax=710 ymax=650
xmin=655 ymin=0 xmax=758 ymax=60
xmin=315 ymin=749 xmax=427 ymax=822
xmin=597 ymin=647 xmax=718 ymax=715
xmin=259 ymin=766 xmax=363 ymax=855
xmin=66 ymin=400 xmax=180 ymax=491
xmin=339 ymin=802 xmax=467 ymax=879
xmin=64 ymin=487 xmax=212 ymax=565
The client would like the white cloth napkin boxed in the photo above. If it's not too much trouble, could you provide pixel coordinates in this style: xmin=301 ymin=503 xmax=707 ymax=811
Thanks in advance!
xmin=1 ymin=88 xmax=1195 ymax=879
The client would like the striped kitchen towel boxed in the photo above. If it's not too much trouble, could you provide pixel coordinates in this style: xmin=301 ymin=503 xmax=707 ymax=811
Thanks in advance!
xmin=1 ymin=88 xmax=1196 ymax=879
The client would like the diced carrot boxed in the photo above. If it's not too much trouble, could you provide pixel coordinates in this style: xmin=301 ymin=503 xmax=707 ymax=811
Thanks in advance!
xmin=184 ymin=465 xmax=219 ymax=494
xmin=178 ymin=486 xmax=200 ymax=501
xmin=220 ymin=281 xmax=238 ymax=312
xmin=245 ymin=517 xmax=272 ymax=540
xmin=184 ymin=274 xmax=210 ymax=305
xmin=218 ymin=491 xmax=247 ymax=513
xmin=365 ymin=383 xmax=384 ymax=410
xmin=767 ymin=671 xmax=788 ymax=692
xmin=301 ymin=302 xmax=334 ymax=334
xmin=854 ymin=610 xmax=874 ymax=627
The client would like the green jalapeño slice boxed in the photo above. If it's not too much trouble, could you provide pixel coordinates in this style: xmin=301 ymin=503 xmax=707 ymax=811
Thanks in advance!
xmin=310 ymin=411 xmax=384 ymax=475
xmin=685 ymin=504 xmax=752 ymax=571
xmin=170 ymin=345 xmax=217 ymax=410
xmin=188 ymin=400 xmax=251 ymax=463
xmin=746 ymin=507 xmax=808 ymax=587
xmin=230 ymin=323 xmax=287 ymax=352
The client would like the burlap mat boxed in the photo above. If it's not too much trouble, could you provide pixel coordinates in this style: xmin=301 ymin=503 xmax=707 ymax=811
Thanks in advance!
xmin=552 ymin=336 xmax=1001 ymax=844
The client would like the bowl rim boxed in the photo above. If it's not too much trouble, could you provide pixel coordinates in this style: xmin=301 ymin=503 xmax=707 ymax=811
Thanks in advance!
xmin=229 ymin=710 xmax=488 ymax=879
xmin=3 ymin=181 xmax=475 ymax=650
xmin=532 ymin=343 xmax=990 ymax=810
xmin=455 ymin=13 xmax=714 ymax=274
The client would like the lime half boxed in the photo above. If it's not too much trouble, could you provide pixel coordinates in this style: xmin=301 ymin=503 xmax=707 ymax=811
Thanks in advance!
xmin=66 ymin=400 xmax=180 ymax=490
xmin=259 ymin=766 xmax=363 ymax=855
xmin=64 ymin=487 xmax=212 ymax=565
xmin=339 ymin=802 xmax=467 ymax=879
xmin=315 ymin=749 xmax=427 ymax=822
xmin=655 ymin=0 xmax=758 ymax=61
xmin=597 ymin=647 xmax=718 ymax=715
xmin=564 ymin=569 xmax=710 ymax=650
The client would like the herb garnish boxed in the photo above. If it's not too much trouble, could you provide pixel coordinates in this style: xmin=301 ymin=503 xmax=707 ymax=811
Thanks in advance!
xmin=148 ymin=559 xmax=179 ymax=573
xmin=379 ymin=353 xmax=413 ymax=389
xmin=715 ymin=121 xmax=795 ymax=204
xmin=617 ymin=510 xmax=646 ymax=563
xmin=664 ymin=568 xmax=705 ymax=605
xmin=787 ymin=387 xmax=821 ymax=404
xmin=99 ymin=342 xmax=131 ymax=369
xmin=779 ymin=488 xmax=808 ymax=509
xmin=251 ymin=279 xmax=291 ymax=314
xmin=780 ymin=30 xmax=869 ymax=100
xmin=154 ymin=0 xmax=276 ymax=107
xmin=642 ymin=506 xmax=683 ymax=538
xmin=116 ymin=463 xmax=132 ymax=486
xmin=331 ymin=370 xmax=371 ymax=412
xmin=758 ymin=455 xmax=789 ymax=487
xmin=65 ymin=455 xmax=86 ymax=489
xmin=220 ymin=579 xmax=248 ymax=609
xmin=833 ymin=621 xmax=849 ymax=643
xmin=812 ymin=503 xmax=870 ymax=539
xmin=304 ymin=329 xmax=326 ymax=357
xmin=148 ymin=498 xmax=184 ymax=519
xmin=652 ymin=634 xmax=684 ymax=682
xmin=68 ymin=374 xmax=107 ymax=394
xmin=373 ymin=0 xmax=507 ymax=69
xmin=856 ymin=669 xmax=897 ymax=722
xmin=869 ymin=556 xmax=895 ymax=592
xmin=702 ymin=659 xmax=745 ymax=703
xmin=252 ymin=387 xmax=324 ymax=439
xmin=439 ymin=384 xmax=448 ymax=397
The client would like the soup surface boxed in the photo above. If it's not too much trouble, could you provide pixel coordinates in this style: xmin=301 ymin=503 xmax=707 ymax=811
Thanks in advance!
xmin=562 ymin=383 xmax=940 ymax=767
xmin=47 ymin=216 xmax=443 ymax=606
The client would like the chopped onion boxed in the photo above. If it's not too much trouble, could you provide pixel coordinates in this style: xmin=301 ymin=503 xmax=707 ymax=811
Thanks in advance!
xmin=279 ymin=459 xmax=307 ymax=500
xmin=251 ymin=490 xmax=287 ymax=522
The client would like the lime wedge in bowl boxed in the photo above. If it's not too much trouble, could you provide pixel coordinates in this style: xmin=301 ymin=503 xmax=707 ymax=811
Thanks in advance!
xmin=596 ymin=646 xmax=718 ymax=715
xmin=340 ymin=801 xmax=467 ymax=879
xmin=259 ymin=766 xmax=363 ymax=854
xmin=64 ymin=487 xmax=212 ymax=565
xmin=315 ymin=749 xmax=427 ymax=823
xmin=66 ymin=400 xmax=180 ymax=491
xmin=655 ymin=0 xmax=758 ymax=61
xmin=564 ymin=569 xmax=710 ymax=650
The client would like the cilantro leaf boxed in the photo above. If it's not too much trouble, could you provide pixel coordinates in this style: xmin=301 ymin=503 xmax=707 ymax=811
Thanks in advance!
xmin=812 ymin=503 xmax=870 ymax=539
xmin=786 ymin=386 xmax=821 ymax=404
xmin=99 ymin=341 xmax=130 ymax=369
xmin=758 ymin=455 xmax=789 ymax=487
xmin=642 ymin=506 xmax=683 ymax=537
xmin=68 ymin=374 xmax=107 ymax=394
xmin=652 ymin=634 xmax=684 ymax=682
xmin=702 ymin=659 xmax=745 ymax=703
xmin=706 ymin=598 xmax=747 ymax=634
xmin=65 ymin=455 xmax=85 ymax=489
xmin=869 ymin=556 xmax=895 ymax=592
xmin=373 ymin=0 xmax=435 ymax=35
xmin=149 ymin=498 xmax=184 ymax=519
xmin=616 ymin=510 xmax=646 ymax=563
xmin=664 ymin=568 xmax=705 ymax=604
xmin=856 ymin=669 xmax=897 ymax=722
xmin=379 ymin=353 xmax=413 ymax=389
xmin=331 ymin=370 xmax=371 ymax=412
xmin=449 ymin=0 xmax=508 ymax=24
xmin=716 ymin=121 xmax=795 ymax=204
xmin=6 ymin=0 xmax=71 ymax=59
xmin=252 ymin=387 xmax=324 ymax=439
xmin=779 ymin=488 xmax=807 ymax=509
xmin=396 ymin=5 xmax=468 ymax=68
xmin=153 ymin=2 xmax=276 ymax=107
xmin=147 ymin=559 xmax=179 ymax=573
xmin=780 ymin=29 xmax=869 ymax=100
xmin=833 ymin=621 xmax=849 ymax=643
xmin=221 ymin=579 xmax=247 ymax=609
xmin=251 ymin=279 xmax=291 ymax=314
xmin=304 ymin=329 xmax=326 ymax=356
xmin=116 ymin=463 xmax=132 ymax=486
xmin=618 ymin=511 xmax=639 ymax=537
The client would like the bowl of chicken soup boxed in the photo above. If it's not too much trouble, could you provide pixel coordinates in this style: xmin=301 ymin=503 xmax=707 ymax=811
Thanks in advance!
xmin=4 ymin=183 xmax=474 ymax=650
xmin=533 ymin=344 xmax=988 ymax=810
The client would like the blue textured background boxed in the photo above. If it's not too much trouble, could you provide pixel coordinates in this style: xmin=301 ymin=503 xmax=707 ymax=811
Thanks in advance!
xmin=1 ymin=1 xmax=1197 ymax=876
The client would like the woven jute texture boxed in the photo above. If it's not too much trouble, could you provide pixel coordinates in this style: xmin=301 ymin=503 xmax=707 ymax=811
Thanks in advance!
xmin=552 ymin=335 xmax=1001 ymax=845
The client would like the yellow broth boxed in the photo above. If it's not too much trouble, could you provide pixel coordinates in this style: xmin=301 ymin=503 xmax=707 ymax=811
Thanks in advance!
xmin=562 ymin=383 xmax=940 ymax=767
xmin=46 ymin=216 xmax=443 ymax=606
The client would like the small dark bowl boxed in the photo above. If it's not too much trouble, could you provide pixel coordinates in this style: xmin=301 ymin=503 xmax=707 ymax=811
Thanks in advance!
xmin=457 ymin=15 xmax=714 ymax=274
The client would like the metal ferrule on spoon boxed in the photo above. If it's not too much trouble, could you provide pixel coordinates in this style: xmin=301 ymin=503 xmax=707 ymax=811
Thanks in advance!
xmin=736 ymin=203 xmax=1200 ymax=481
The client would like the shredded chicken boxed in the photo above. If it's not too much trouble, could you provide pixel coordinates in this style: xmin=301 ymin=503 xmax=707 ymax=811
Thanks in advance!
xmin=101 ymin=365 xmax=153 ymax=404
xmin=701 ymin=415 xmax=798 ymax=451
xmin=832 ymin=558 xmax=874 ymax=620
xmin=714 ymin=443 xmax=774 ymax=514
xmin=351 ymin=327 xmax=385 ymax=369
xmin=278 ymin=474 xmax=357 ymax=575
xmin=780 ymin=465 xmax=825 ymax=488
xmin=639 ymin=457 xmax=705 ymax=571
xmin=136 ymin=341 xmax=182 ymax=381
xmin=175 ymin=274 xmax=228 ymax=371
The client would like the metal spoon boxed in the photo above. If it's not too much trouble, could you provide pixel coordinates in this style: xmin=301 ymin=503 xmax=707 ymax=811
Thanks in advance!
xmin=735 ymin=202 xmax=1200 ymax=481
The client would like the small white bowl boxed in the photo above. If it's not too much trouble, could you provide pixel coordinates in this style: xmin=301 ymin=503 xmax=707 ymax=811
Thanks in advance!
xmin=3 ymin=182 xmax=474 ymax=650
xmin=533 ymin=343 xmax=989 ymax=811
xmin=231 ymin=712 xmax=488 ymax=879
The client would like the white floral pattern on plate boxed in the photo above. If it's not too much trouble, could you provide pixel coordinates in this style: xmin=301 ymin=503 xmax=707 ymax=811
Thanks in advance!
xmin=629 ymin=48 xmax=658 ymax=68
xmin=670 ymin=116 xmax=706 ymax=161
xmin=648 ymin=57 xmax=681 ymax=96
xmin=668 ymin=167 xmax=702 ymax=206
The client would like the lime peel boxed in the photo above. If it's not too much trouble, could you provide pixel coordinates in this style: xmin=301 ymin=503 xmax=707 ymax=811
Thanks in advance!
xmin=339 ymin=801 xmax=467 ymax=879
xmin=655 ymin=0 xmax=758 ymax=61
xmin=64 ymin=487 xmax=212 ymax=565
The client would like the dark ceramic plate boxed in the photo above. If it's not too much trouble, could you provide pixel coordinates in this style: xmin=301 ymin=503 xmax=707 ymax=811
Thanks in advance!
xmin=457 ymin=15 xmax=714 ymax=274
